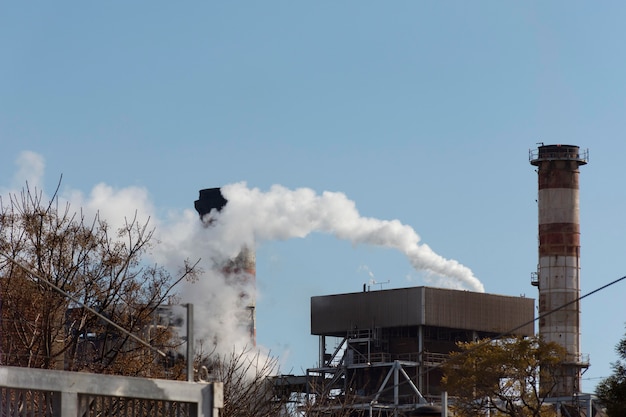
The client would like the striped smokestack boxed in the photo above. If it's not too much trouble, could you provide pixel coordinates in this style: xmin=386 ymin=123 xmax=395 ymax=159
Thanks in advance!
xmin=530 ymin=144 xmax=588 ymax=397
xmin=195 ymin=188 xmax=256 ymax=345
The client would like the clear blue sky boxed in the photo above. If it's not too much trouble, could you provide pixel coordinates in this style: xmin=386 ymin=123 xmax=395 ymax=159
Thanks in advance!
xmin=2 ymin=2 xmax=626 ymax=393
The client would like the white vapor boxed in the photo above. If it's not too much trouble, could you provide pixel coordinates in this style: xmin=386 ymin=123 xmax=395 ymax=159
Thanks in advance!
xmin=209 ymin=182 xmax=484 ymax=292
xmin=2 ymin=153 xmax=484 ymax=368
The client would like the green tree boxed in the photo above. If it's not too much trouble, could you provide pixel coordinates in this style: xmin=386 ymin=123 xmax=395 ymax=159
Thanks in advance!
xmin=596 ymin=326 xmax=626 ymax=417
xmin=441 ymin=336 xmax=567 ymax=417
xmin=0 ymin=184 xmax=197 ymax=377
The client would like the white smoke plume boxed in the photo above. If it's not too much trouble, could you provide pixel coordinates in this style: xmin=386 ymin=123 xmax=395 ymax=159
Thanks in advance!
xmin=169 ymin=182 xmax=484 ymax=358
xmin=1 ymin=152 xmax=484 ymax=367
xmin=210 ymin=182 xmax=484 ymax=292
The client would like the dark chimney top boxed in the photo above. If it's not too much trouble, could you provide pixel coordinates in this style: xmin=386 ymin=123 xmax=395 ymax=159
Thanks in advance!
xmin=194 ymin=188 xmax=227 ymax=217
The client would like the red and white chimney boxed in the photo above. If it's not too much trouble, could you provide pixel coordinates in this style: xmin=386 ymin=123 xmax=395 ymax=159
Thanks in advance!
xmin=530 ymin=144 xmax=588 ymax=396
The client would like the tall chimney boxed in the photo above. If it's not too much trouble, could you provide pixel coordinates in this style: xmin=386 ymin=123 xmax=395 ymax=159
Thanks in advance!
xmin=194 ymin=188 xmax=256 ymax=345
xmin=530 ymin=144 xmax=588 ymax=396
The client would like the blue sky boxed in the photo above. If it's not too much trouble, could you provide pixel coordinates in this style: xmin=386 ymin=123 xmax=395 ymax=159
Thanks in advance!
xmin=2 ymin=2 xmax=626 ymax=393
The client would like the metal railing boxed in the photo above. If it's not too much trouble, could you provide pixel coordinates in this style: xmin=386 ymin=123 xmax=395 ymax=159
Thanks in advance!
xmin=0 ymin=366 xmax=222 ymax=417
xmin=531 ymin=271 xmax=539 ymax=286
xmin=529 ymin=147 xmax=589 ymax=164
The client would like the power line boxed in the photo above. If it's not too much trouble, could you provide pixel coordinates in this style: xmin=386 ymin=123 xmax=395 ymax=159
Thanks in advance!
xmin=505 ymin=274 xmax=626 ymax=342
xmin=368 ymin=274 xmax=626 ymax=398
xmin=427 ymin=274 xmax=626 ymax=372
xmin=0 ymin=250 xmax=167 ymax=358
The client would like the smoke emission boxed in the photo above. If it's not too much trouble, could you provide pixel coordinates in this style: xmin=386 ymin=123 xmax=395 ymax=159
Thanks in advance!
xmin=211 ymin=182 xmax=483 ymax=292
xmin=154 ymin=182 xmax=484 ymax=359
xmin=2 ymin=152 xmax=484 ymax=363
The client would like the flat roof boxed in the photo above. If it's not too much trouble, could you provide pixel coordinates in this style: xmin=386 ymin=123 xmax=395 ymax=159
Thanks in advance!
xmin=311 ymin=286 xmax=534 ymax=337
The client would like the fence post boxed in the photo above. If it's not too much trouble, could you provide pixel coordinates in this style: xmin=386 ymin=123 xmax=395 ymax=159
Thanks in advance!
xmin=58 ymin=391 xmax=78 ymax=417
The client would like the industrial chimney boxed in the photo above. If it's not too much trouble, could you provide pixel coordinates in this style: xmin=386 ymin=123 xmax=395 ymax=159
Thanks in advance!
xmin=194 ymin=188 xmax=256 ymax=345
xmin=530 ymin=144 xmax=589 ymax=397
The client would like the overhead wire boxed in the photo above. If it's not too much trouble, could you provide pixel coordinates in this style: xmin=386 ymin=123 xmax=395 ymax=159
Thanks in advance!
xmin=435 ymin=273 xmax=626 ymax=367
xmin=360 ymin=274 xmax=626 ymax=400
xmin=0 ymin=250 xmax=168 ymax=357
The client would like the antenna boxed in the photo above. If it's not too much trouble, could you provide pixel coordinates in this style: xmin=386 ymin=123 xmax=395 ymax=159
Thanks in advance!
xmin=368 ymin=279 xmax=390 ymax=291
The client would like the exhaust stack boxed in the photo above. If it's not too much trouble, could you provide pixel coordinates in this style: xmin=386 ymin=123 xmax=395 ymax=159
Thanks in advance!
xmin=530 ymin=144 xmax=589 ymax=396
xmin=195 ymin=188 xmax=256 ymax=345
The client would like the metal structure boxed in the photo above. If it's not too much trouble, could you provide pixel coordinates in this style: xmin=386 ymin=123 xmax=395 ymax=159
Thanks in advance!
xmin=543 ymin=394 xmax=605 ymax=417
xmin=194 ymin=188 xmax=257 ymax=344
xmin=530 ymin=144 xmax=589 ymax=397
xmin=303 ymin=286 xmax=534 ymax=416
xmin=0 ymin=366 xmax=222 ymax=417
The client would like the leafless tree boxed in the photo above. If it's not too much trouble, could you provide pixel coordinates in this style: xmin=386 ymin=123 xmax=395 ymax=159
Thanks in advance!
xmin=0 ymin=182 xmax=198 ymax=378
xmin=197 ymin=345 xmax=290 ymax=417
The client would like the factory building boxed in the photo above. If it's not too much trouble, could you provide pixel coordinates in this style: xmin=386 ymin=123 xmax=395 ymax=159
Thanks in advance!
xmin=297 ymin=287 xmax=534 ymax=415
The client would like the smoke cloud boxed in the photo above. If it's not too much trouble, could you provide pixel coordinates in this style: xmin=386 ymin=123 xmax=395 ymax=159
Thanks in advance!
xmin=1 ymin=152 xmax=484 ymax=364
xmin=211 ymin=182 xmax=484 ymax=292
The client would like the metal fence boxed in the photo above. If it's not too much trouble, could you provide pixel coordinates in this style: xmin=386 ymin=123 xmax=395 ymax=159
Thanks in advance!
xmin=0 ymin=367 xmax=222 ymax=417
